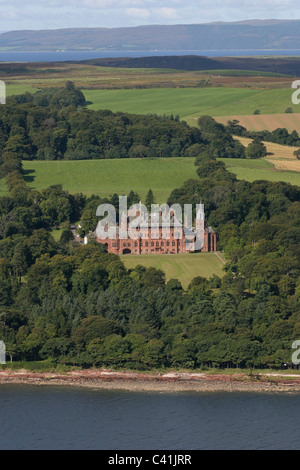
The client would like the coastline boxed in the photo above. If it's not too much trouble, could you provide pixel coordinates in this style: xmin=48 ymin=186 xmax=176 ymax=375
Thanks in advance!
xmin=1 ymin=369 xmax=300 ymax=393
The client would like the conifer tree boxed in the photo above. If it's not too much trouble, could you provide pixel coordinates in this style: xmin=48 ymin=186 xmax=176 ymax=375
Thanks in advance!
xmin=145 ymin=189 xmax=155 ymax=211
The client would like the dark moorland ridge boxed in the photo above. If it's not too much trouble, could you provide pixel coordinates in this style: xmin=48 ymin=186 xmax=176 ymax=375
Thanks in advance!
xmin=1 ymin=20 xmax=300 ymax=52
xmin=1 ymin=55 xmax=300 ymax=76
xmin=79 ymin=55 xmax=300 ymax=75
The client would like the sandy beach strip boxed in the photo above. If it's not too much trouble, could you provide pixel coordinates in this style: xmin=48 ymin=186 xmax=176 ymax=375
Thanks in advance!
xmin=1 ymin=369 xmax=300 ymax=393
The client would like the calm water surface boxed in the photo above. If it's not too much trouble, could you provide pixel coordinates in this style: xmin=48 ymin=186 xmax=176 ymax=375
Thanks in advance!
xmin=1 ymin=385 xmax=300 ymax=450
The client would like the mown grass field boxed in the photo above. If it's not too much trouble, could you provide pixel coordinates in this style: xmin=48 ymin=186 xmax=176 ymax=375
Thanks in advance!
xmin=1 ymin=154 xmax=299 ymax=199
xmin=84 ymin=87 xmax=300 ymax=126
xmin=6 ymin=83 xmax=38 ymax=96
xmin=219 ymin=157 xmax=300 ymax=185
xmin=120 ymin=253 xmax=225 ymax=289
xmin=0 ymin=157 xmax=197 ymax=201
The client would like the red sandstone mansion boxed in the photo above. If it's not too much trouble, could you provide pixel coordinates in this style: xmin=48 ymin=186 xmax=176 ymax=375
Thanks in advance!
xmin=95 ymin=202 xmax=217 ymax=255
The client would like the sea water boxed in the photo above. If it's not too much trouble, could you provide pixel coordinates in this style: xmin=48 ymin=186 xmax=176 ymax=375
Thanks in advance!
xmin=0 ymin=385 xmax=300 ymax=450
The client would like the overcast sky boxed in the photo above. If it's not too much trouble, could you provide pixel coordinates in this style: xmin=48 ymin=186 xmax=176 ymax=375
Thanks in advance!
xmin=0 ymin=0 xmax=299 ymax=31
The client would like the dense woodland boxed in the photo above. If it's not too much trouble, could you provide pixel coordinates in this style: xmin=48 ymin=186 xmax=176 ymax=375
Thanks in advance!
xmin=0 ymin=83 xmax=247 ymax=168
xmin=0 ymin=86 xmax=300 ymax=370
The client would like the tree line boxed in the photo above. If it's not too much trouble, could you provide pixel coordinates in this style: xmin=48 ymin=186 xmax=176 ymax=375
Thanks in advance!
xmin=0 ymin=83 xmax=251 ymax=173
xmin=226 ymin=119 xmax=300 ymax=148
xmin=0 ymin=83 xmax=204 ymax=163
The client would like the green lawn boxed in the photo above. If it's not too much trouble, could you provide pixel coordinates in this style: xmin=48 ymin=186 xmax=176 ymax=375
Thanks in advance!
xmin=121 ymin=252 xmax=225 ymax=289
xmin=219 ymin=158 xmax=300 ymax=186
xmin=51 ymin=228 xmax=64 ymax=242
xmin=0 ymin=157 xmax=197 ymax=202
xmin=84 ymin=87 xmax=300 ymax=126
xmin=4 ymin=82 xmax=298 ymax=122
xmin=1 ymin=156 xmax=299 ymax=200
xmin=6 ymin=83 xmax=39 ymax=96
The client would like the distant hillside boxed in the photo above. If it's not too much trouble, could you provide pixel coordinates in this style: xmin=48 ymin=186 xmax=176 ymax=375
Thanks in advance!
xmin=1 ymin=20 xmax=300 ymax=52
xmin=79 ymin=55 xmax=300 ymax=75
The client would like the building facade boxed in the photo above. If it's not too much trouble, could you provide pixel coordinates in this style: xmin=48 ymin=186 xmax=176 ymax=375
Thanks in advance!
xmin=95 ymin=202 xmax=217 ymax=255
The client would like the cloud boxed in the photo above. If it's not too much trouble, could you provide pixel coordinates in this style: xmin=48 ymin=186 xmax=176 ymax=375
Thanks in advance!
xmin=0 ymin=0 xmax=300 ymax=30
xmin=80 ymin=0 xmax=144 ymax=7
xmin=153 ymin=7 xmax=180 ymax=20
xmin=125 ymin=8 xmax=151 ymax=19
xmin=125 ymin=6 xmax=179 ymax=21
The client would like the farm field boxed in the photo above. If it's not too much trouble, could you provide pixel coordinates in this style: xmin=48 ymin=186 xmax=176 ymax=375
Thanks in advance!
xmin=237 ymin=136 xmax=298 ymax=160
xmin=83 ymin=87 xmax=300 ymax=125
xmin=215 ymin=113 xmax=300 ymax=133
xmin=120 ymin=252 xmax=225 ymax=289
xmin=6 ymin=83 xmax=38 ymax=96
xmin=0 ymin=157 xmax=197 ymax=201
xmin=1 ymin=153 xmax=299 ymax=200
xmin=236 ymin=136 xmax=300 ymax=172
xmin=219 ymin=157 xmax=300 ymax=185
xmin=1 ymin=60 xmax=294 ymax=93
xmin=4 ymin=78 xmax=300 ymax=130
xmin=267 ymin=160 xmax=300 ymax=172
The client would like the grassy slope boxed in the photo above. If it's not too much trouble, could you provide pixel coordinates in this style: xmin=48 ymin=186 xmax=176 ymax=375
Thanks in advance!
xmin=84 ymin=87 xmax=300 ymax=126
xmin=1 ymin=156 xmax=299 ymax=198
xmin=0 ymin=158 xmax=197 ymax=201
xmin=121 ymin=253 xmax=225 ymax=289
xmin=84 ymin=87 xmax=255 ymax=116
xmin=219 ymin=157 xmax=300 ymax=185
xmin=6 ymin=83 xmax=38 ymax=96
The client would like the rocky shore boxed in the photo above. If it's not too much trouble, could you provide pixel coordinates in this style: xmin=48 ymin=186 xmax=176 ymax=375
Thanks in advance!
xmin=1 ymin=369 xmax=300 ymax=393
